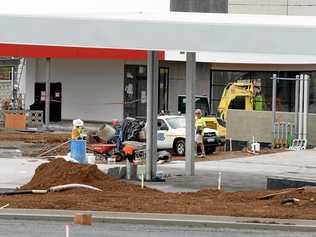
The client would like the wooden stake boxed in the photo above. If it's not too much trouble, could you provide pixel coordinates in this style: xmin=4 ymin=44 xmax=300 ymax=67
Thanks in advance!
xmin=65 ymin=225 xmax=69 ymax=237
xmin=74 ymin=213 xmax=92 ymax=225
xmin=0 ymin=203 xmax=9 ymax=209
xmin=38 ymin=140 xmax=71 ymax=157
xmin=141 ymin=173 xmax=144 ymax=189
xmin=217 ymin=172 xmax=222 ymax=190
xmin=257 ymin=187 xmax=304 ymax=200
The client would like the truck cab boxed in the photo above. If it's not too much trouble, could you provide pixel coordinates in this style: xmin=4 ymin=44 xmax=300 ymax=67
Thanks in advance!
xmin=177 ymin=95 xmax=226 ymax=140
xmin=157 ymin=115 xmax=220 ymax=155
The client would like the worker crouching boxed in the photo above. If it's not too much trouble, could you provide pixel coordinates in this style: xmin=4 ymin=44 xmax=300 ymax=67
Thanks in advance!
xmin=122 ymin=144 xmax=136 ymax=163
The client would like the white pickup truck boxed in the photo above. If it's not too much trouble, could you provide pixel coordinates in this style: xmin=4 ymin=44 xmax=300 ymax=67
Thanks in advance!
xmin=157 ymin=115 xmax=220 ymax=156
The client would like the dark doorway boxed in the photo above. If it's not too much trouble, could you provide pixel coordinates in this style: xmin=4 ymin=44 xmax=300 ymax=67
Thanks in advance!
xmin=124 ymin=65 xmax=169 ymax=118
xmin=49 ymin=83 xmax=62 ymax=122
xmin=30 ymin=82 xmax=62 ymax=122
xmin=159 ymin=68 xmax=169 ymax=113
xmin=124 ymin=65 xmax=147 ymax=118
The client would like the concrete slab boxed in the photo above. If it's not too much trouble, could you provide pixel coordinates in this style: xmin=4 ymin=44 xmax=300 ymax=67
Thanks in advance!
xmin=0 ymin=149 xmax=22 ymax=158
xmin=0 ymin=149 xmax=314 ymax=192
xmin=160 ymin=150 xmax=316 ymax=176
xmin=26 ymin=149 xmax=311 ymax=192
xmin=0 ymin=158 xmax=46 ymax=189
xmin=141 ymin=150 xmax=316 ymax=192
xmin=267 ymin=176 xmax=316 ymax=190
xmin=97 ymin=163 xmax=127 ymax=179
xmin=145 ymin=172 xmax=267 ymax=192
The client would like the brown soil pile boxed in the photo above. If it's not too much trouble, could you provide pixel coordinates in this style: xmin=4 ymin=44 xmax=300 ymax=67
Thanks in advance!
xmin=1 ymin=159 xmax=316 ymax=219
xmin=0 ymin=130 xmax=69 ymax=143
xmin=21 ymin=158 xmax=128 ymax=190
xmin=22 ymin=158 xmax=106 ymax=189
xmin=20 ymin=158 xmax=155 ymax=195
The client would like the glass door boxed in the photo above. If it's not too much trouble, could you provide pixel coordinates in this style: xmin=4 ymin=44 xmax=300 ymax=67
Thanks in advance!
xmin=158 ymin=68 xmax=169 ymax=113
xmin=124 ymin=65 xmax=169 ymax=118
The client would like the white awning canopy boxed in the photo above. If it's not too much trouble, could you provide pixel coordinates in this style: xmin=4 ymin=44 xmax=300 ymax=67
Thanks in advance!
xmin=1 ymin=12 xmax=316 ymax=63
xmin=165 ymin=51 xmax=316 ymax=65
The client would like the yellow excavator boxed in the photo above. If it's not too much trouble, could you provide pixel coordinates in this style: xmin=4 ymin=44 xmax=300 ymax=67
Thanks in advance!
xmin=217 ymin=82 xmax=254 ymax=121
xmin=202 ymin=81 xmax=255 ymax=139
xmin=178 ymin=81 xmax=259 ymax=140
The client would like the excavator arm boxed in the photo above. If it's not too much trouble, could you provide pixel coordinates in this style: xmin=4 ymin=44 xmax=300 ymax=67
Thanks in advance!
xmin=217 ymin=82 xmax=254 ymax=121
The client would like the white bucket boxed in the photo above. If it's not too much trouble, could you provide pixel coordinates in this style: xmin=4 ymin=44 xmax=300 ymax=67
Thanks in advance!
xmin=107 ymin=157 xmax=116 ymax=164
xmin=86 ymin=153 xmax=96 ymax=164
xmin=251 ymin=142 xmax=260 ymax=152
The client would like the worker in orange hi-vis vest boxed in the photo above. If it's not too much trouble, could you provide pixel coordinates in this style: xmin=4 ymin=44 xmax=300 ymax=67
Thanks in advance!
xmin=71 ymin=126 xmax=81 ymax=140
xmin=71 ymin=119 xmax=84 ymax=140
xmin=122 ymin=144 xmax=135 ymax=163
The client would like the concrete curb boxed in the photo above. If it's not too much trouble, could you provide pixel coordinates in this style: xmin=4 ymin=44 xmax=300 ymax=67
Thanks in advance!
xmin=1 ymin=209 xmax=316 ymax=232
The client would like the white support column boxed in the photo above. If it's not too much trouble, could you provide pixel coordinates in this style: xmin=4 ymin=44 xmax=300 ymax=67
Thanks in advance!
xmin=294 ymin=75 xmax=300 ymax=138
xmin=45 ymin=58 xmax=51 ymax=128
xmin=145 ymin=51 xmax=159 ymax=181
xmin=272 ymin=74 xmax=277 ymax=141
xmin=303 ymin=74 xmax=310 ymax=141
xmin=11 ymin=66 xmax=18 ymax=110
xmin=185 ymin=52 xmax=196 ymax=176
xmin=298 ymin=74 xmax=304 ymax=139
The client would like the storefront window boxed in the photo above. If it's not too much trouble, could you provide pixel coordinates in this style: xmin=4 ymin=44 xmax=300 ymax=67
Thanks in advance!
xmin=159 ymin=68 xmax=169 ymax=113
xmin=309 ymin=72 xmax=316 ymax=113
xmin=124 ymin=65 xmax=169 ymax=118
xmin=211 ymin=70 xmax=314 ymax=114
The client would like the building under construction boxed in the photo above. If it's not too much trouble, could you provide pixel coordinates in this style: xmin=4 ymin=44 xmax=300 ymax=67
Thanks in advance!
xmin=1 ymin=0 xmax=316 ymax=147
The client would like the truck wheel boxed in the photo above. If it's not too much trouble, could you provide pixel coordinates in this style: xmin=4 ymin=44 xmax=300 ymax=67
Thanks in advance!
xmin=205 ymin=146 xmax=216 ymax=155
xmin=174 ymin=140 xmax=185 ymax=156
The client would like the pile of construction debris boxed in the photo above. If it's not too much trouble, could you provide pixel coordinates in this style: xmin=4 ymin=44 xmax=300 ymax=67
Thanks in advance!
xmin=0 ymin=159 xmax=316 ymax=219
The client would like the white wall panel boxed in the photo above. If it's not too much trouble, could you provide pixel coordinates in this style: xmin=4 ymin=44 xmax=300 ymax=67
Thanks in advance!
xmin=24 ymin=58 xmax=36 ymax=108
xmin=229 ymin=0 xmax=316 ymax=16
xmin=33 ymin=58 xmax=124 ymax=122
xmin=229 ymin=5 xmax=287 ymax=15
xmin=289 ymin=6 xmax=316 ymax=16
xmin=162 ymin=62 xmax=210 ymax=113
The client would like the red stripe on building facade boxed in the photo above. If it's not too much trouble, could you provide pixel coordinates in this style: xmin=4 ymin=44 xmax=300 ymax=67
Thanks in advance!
xmin=0 ymin=43 xmax=165 ymax=60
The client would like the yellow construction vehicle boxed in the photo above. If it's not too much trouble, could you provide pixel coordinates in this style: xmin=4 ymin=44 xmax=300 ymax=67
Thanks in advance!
xmin=217 ymin=81 xmax=254 ymax=121
xmin=201 ymin=81 xmax=255 ymax=139
xmin=178 ymin=81 xmax=258 ymax=140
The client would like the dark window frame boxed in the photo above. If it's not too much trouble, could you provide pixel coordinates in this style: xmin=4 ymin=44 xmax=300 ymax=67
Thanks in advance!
xmin=210 ymin=70 xmax=314 ymax=113
xmin=123 ymin=65 xmax=170 ymax=118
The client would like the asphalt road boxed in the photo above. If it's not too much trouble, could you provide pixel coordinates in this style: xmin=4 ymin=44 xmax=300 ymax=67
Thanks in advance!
xmin=0 ymin=220 xmax=314 ymax=237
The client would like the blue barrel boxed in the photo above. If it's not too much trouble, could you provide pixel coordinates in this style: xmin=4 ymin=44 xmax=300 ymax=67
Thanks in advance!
xmin=70 ymin=140 xmax=86 ymax=163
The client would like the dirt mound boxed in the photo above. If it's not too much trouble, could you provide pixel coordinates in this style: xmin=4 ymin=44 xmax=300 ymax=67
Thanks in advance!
xmin=22 ymin=158 xmax=117 ymax=190
xmin=0 ymin=131 xmax=69 ymax=143
xmin=3 ymin=159 xmax=316 ymax=219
